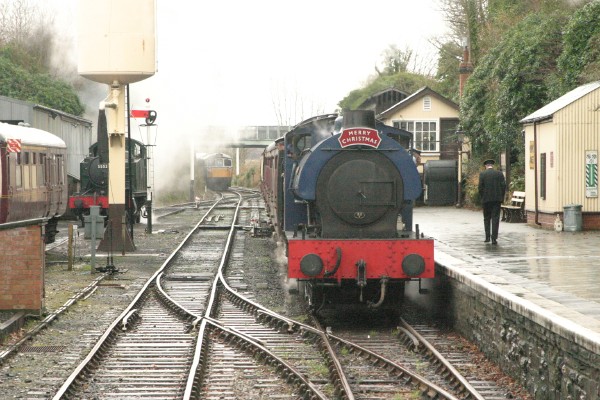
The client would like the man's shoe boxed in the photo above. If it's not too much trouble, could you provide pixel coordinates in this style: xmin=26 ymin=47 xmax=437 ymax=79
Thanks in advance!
xmin=484 ymin=237 xmax=490 ymax=243
xmin=491 ymin=239 xmax=498 ymax=244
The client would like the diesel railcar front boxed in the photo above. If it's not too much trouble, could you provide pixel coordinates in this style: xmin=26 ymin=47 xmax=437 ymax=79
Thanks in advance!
xmin=199 ymin=153 xmax=233 ymax=191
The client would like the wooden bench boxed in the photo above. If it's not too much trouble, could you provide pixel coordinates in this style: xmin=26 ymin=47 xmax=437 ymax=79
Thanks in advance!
xmin=501 ymin=191 xmax=526 ymax=222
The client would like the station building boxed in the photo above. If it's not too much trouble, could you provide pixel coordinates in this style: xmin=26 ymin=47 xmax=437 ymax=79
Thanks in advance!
xmin=521 ymin=81 xmax=600 ymax=230
xmin=377 ymin=87 xmax=462 ymax=205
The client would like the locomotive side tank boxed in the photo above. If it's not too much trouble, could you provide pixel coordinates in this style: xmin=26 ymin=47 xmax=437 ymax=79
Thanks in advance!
xmin=261 ymin=110 xmax=434 ymax=310
xmin=0 ymin=122 xmax=68 ymax=243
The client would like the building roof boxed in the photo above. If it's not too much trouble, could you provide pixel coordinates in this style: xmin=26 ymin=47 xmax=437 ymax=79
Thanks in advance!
xmin=520 ymin=81 xmax=600 ymax=124
xmin=377 ymin=86 xmax=459 ymax=118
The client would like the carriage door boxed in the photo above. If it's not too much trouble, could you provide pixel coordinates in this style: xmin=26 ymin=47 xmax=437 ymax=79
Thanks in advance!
xmin=40 ymin=153 xmax=50 ymax=216
xmin=47 ymin=154 xmax=55 ymax=214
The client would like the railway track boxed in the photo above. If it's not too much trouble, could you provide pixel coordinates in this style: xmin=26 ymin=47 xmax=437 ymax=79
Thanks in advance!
xmin=52 ymin=191 xmax=243 ymax=399
xmin=47 ymin=188 xmax=520 ymax=399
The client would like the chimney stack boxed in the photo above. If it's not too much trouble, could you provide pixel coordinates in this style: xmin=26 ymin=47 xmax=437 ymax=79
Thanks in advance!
xmin=459 ymin=44 xmax=473 ymax=97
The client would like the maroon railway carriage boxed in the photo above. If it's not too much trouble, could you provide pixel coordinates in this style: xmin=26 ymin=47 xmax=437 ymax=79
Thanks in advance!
xmin=0 ymin=122 xmax=67 ymax=243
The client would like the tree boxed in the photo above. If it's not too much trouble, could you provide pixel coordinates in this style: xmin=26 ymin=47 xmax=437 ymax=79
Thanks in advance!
xmin=338 ymin=71 xmax=440 ymax=111
xmin=271 ymin=80 xmax=326 ymax=128
xmin=338 ymin=45 xmax=441 ymax=111
xmin=460 ymin=12 xmax=566 ymax=156
xmin=0 ymin=0 xmax=85 ymax=116
xmin=376 ymin=45 xmax=412 ymax=76
xmin=0 ymin=50 xmax=85 ymax=115
xmin=557 ymin=1 xmax=600 ymax=93
xmin=434 ymin=40 xmax=464 ymax=103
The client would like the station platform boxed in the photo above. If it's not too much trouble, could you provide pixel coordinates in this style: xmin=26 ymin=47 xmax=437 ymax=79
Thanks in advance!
xmin=414 ymin=206 xmax=600 ymax=353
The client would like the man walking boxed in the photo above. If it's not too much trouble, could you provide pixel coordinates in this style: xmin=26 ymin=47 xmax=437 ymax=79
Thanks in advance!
xmin=478 ymin=159 xmax=506 ymax=244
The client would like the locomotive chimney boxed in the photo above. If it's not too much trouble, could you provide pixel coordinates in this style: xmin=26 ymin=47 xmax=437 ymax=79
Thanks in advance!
xmin=343 ymin=109 xmax=376 ymax=129
xmin=96 ymin=107 xmax=109 ymax=164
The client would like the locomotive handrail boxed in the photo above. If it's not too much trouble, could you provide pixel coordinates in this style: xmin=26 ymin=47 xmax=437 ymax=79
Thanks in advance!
xmin=323 ymin=247 xmax=342 ymax=277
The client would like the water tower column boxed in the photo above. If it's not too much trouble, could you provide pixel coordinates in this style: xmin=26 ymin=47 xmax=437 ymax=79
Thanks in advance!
xmin=97 ymin=82 xmax=134 ymax=253
xmin=78 ymin=0 xmax=156 ymax=255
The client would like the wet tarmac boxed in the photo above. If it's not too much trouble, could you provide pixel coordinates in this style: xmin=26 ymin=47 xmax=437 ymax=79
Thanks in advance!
xmin=414 ymin=206 xmax=600 ymax=346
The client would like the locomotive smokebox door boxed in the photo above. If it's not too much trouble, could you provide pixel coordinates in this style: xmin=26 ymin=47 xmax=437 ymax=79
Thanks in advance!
xmin=343 ymin=110 xmax=376 ymax=129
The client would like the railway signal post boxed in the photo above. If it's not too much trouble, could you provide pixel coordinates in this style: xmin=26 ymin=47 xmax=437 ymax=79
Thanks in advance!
xmin=131 ymin=107 xmax=157 ymax=234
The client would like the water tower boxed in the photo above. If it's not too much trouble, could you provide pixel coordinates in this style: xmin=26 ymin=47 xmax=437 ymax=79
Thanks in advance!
xmin=78 ymin=0 xmax=156 ymax=254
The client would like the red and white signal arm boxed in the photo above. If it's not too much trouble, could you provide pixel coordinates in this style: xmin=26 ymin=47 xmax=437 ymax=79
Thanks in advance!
xmin=131 ymin=109 xmax=157 ymax=125
xmin=338 ymin=127 xmax=381 ymax=148
xmin=130 ymin=110 xmax=149 ymax=118
xmin=6 ymin=138 xmax=21 ymax=153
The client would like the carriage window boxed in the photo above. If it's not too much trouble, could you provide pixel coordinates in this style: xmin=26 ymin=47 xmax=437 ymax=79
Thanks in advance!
xmin=29 ymin=153 xmax=38 ymax=189
xmin=31 ymin=163 xmax=37 ymax=188
xmin=22 ymin=152 xmax=31 ymax=189
xmin=39 ymin=154 xmax=46 ymax=186
xmin=15 ymin=159 xmax=22 ymax=188
xmin=23 ymin=164 xmax=30 ymax=189
xmin=57 ymin=155 xmax=64 ymax=184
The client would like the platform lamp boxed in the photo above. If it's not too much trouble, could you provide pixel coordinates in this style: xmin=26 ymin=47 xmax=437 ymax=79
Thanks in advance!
xmin=456 ymin=130 xmax=465 ymax=208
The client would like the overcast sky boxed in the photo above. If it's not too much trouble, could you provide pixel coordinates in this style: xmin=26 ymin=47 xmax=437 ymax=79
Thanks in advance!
xmin=148 ymin=0 xmax=448 ymax=126
xmin=44 ymin=0 xmax=449 ymax=180
xmin=51 ymin=1 xmax=448 ymax=123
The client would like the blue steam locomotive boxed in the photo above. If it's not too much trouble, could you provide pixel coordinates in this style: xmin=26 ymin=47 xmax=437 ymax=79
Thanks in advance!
xmin=261 ymin=110 xmax=434 ymax=311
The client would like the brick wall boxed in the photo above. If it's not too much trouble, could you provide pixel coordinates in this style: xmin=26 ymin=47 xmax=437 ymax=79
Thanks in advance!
xmin=0 ymin=224 xmax=45 ymax=313
xmin=526 ymin=211 xmax=600 ymax=231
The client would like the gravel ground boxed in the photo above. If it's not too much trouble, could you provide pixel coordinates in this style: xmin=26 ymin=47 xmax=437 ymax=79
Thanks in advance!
xmin=0 ymin=203 xmax=532 ymax=400
xmin=0 ymin=210 xmax=206 ymax=399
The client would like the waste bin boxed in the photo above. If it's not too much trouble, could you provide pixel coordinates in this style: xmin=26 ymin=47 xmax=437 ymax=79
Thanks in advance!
xmin=563 ymin=204 xmax=582 ymax=232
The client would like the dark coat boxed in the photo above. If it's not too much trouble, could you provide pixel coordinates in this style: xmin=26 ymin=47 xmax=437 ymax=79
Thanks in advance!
xmin=478 ymin=168 xmax=506 ymax=203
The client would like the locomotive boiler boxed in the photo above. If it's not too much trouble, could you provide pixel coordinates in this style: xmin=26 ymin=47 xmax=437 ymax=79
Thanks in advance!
xmin=261 ymin=110 xmax=434 ymax=311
